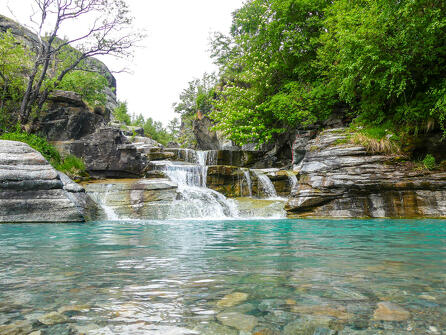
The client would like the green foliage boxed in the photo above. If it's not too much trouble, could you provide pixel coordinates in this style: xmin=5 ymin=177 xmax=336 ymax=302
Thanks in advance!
xmin=423 ymin=154 xmax=436 ymax=170
xmin=210 ymin=0 xmax=334 ymax=145
xmin=0 ymin=30 xmax=30 ymax=129
xmin=173 ymin=73 xmax=217 ymax=117
xmin=318 ymin=0 xmax=446 ymax=132
xmin=53 ymin=155 xmax=86 ymax=178
xmin=113 ymin=101 xmax=131 ymax=125
xmin=57 ymin=70 xmax=108 ymax=107
xmin=206 ymin=0 xmax=446 ymax=145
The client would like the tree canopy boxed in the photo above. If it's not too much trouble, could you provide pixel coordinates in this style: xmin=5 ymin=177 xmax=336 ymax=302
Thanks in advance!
xmin=203 ymin=0 xmax=446 ymax=145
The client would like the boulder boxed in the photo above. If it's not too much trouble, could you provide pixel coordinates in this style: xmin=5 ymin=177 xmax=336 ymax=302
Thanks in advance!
xmin=38 ymin=99 xmax=107 ymax=141
xmin=286 ymin=128 xmax=446 ymax=218
xmin=54 ymin=127 xmax=147 ymax=178
xmin=0 ymin=140 xmax=95 ymax=223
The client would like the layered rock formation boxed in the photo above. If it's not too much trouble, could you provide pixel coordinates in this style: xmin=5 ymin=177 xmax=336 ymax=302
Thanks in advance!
xmin=54 ymin=127 xmax=147 ymax=178
xmin=83 ymin=179 xmax=177 ymax=220
xmin=0 ymin=140 xmax=96 ymax=223
xmin=38 ymin=90 xmax=108 ymax=141
xmin=286 ymin=128 xmax=446 ymax=218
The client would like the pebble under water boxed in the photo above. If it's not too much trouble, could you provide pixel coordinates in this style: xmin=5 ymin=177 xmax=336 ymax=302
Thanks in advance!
xmin=0 ymin=219 xmax=446 ymax=334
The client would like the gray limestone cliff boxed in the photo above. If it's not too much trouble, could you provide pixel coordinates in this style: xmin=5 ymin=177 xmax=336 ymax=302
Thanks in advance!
xmin=0 ymin=140 xmax=97 ymax=223
xmin=286 ymin=128 xmax=446 ymax=218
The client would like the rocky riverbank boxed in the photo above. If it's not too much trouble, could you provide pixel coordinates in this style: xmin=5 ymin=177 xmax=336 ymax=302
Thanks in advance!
xmin=0 ymin=140 xmax=97 ymax=223
xmin=286 ymin=128 xmax=446 ymax=218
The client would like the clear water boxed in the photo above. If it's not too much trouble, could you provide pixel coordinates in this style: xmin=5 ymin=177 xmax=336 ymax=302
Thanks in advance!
xmin=1 ymin=219 xmax=446 ymax=334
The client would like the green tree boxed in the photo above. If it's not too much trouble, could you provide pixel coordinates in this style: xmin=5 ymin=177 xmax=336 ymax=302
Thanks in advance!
xmin=57 ymin=70 xmax=108 ymax=107
xmin=318 ymin=0 xmax=446 ymax=133
xmin=113 ymin=101 xmax=131 ymax=125
xmin=0 ymin=30 xmax=30 ymax=129
xmin=210 ymin=0 xmax=333 ymax=145
xmin=7 ymin=0 xmax=144 ymax=123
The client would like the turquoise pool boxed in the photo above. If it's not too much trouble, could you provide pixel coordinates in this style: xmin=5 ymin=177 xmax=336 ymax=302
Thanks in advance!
xmin=0 ymin=219 xmax=445 ymax=334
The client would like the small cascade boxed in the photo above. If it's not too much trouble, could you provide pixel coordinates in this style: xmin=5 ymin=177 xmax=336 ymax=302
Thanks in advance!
xmin=92 ymin=184 xmax=119 ymax=220
xmin=253 ymin=170 xmax=278 ymax=199
xmin=243 ymin=169 xmax=253 ymax=197
xmin=152 ymin=153 xmax=239 ymax=219
xmin=286 ymin=171 xmax=298 ymax=194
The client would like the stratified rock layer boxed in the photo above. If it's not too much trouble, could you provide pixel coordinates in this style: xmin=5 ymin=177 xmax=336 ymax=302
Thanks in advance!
xmin=286 ymin=128 xmax=446 ymax=218
xmin=0 ymin=140 xmax=95 ymax=223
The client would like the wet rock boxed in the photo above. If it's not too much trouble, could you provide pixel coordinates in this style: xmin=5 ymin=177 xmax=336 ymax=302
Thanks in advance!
xmin=291 ymin=305 xmax=350 ymax=320
xmin=0 ymin=320 xmax=33 ymax=335
xmin=216 ymin=312 xmax=258 ymax=332
xmin=38 ymin=312 xmax=69 ymax=325
xmin=258 ymin=299 xmax=284 ymax=312
xmin=41 ymin=324 xmax=77 ymax=335
xmin=57 ymin=305 xmax=90 ymax=314
xmin=253 ymin=329 xmax=280 ymax=335
xmin=83 ymin=178 xmax=177 ymax=220
xmin=216 ymin=292 xmax=249 ymax=308
xmin=373 ymin=302 xmax=410 ymax=322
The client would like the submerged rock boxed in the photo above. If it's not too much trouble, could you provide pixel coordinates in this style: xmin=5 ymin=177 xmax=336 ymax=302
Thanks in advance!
xmin=38 ymin=312 xmax=69 ymax=325
xmin=216 ymin=311 xmax=258 ymax=332
xmin=0 ymin=320 xmax=33 ymax=335
xmin=373 ymin=302 xmax=410 ymax=321
xmin=0 ymin=140 xmax=95 ymax=223
xmin=216 ymin=292 xmax=249 ymax=308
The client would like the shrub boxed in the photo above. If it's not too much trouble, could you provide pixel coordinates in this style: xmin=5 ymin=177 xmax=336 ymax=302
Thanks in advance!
xmin=423 ymin=154 xmax=436 ymax=170
xmin=54 ymin=155 xmax=87 ymax=179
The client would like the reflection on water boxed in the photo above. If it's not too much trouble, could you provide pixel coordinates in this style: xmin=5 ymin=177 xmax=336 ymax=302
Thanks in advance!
xmin=0 ymin=219 xmax=446 ymax=334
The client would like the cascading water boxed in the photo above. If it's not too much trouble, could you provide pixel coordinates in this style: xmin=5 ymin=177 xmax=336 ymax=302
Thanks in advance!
xmin=152 ymin=151 xmax=239 ymax=219
xmin=90 ymin=184 xmax=119 ymax=220
xmin=243 ymin=169 xmax=253 ymax=197
xmin=253 ymin=170 xmax=278 ymax=199
xmin=286 ymin=171 xmax=298 ymax=194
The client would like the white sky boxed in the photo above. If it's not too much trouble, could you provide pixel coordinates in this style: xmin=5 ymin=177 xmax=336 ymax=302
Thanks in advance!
xmin=0 ymin=0 xmax=244 ymax=125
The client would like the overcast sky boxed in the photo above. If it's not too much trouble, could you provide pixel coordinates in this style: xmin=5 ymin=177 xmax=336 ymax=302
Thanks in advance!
xmin=0 ymin=0 xmax=243 ymax=125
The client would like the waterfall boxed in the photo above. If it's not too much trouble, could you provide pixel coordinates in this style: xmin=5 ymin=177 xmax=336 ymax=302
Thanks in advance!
xmin=152 ymin=157 xmax=239 ymax=219
xmin=91 ymin=184 xmax=119 ymax=220
xmin=253 ymin=170 xmax=278 ymax=199
xmin=243 ymin=169 xmax=253 ymax=197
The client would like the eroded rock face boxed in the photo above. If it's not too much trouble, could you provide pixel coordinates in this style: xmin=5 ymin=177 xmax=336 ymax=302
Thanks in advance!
xmin=38 ymin=91 xmax=107 ymax=141
xmin=55 ymin=127 xmax=147 ymax=178
xmin=286 ymin=128 xmax=446 ymax=218
xmin=0 ymin=140 xmax=95 ymax=223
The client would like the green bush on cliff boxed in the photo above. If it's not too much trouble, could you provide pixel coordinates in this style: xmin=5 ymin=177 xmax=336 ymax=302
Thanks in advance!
xmin=423 ymin=154 xmax=436 ymax=170
xmin=57 ymin=70 xmax=108 ymax=107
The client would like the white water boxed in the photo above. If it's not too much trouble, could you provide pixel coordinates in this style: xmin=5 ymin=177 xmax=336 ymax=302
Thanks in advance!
xmin=243 ymin=169 xmax=253 ymax=197
xmin=152 ymin=152 xmax=239 ymax=219
xmin=253 ymin=170 xmax=278 ymax=198
xmin=287 ymin=171 xmax=299 ymax=194
xmin=97 ymin=184 xmax=119 ymax=220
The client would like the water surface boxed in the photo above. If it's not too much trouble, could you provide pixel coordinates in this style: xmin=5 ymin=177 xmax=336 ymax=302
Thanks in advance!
xmin=0 ymin=219 xmax=445 ymax=334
